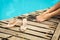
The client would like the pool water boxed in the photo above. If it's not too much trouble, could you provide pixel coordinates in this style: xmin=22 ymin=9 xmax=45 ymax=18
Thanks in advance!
xmin=0 ymin=0 xmax=59 ymax=20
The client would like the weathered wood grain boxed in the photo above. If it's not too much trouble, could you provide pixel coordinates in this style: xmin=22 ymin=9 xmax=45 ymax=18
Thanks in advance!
xmin=0 ymin=27 xmax=48 ymax=40
xmin=9 ymin=36 xmax=26 ymax=40
xmin=0 ymin=10 xmax=60 ymax=40
xmin=51 ymin=22 xmax=60 ymax=40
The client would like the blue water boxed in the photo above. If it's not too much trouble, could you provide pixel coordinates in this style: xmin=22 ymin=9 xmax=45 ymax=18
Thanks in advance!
xmin=0 ymin=0 xmax=59 ymax=20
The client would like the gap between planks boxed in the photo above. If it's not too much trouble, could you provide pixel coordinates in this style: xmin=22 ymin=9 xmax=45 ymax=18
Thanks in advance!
xmin=51 ymin=22 xmax=60 ymax=40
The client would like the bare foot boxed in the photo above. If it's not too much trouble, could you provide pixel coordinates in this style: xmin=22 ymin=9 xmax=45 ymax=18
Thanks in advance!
xmin=36 ymin=13 xmax=50 ymax=22
xmin=36 ymin=12 xmax=60 ymax=22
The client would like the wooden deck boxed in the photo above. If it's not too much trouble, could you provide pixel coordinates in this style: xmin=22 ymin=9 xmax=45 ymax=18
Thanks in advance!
xmin=0 ymin=10 xmax=60 ymax=40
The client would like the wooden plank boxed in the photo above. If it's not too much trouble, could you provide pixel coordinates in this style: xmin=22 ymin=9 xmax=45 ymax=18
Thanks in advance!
xmin=40 ymin=21 xmax=57 ymax=26
xmin=0 ymin=33 xmax=11 ymax=38
xmin=9 ymin=27 xmax=20 ymax=31
xmin=7 ymin=23 xmax=54 ymax=35
xmin=27 ymin=25 xmax=54 ymax=34
xmin=9 ymin=37 xmax=26 ymax=40
xmin=51 ymin=22 xmax=60 ymax=40
xmin=0 ymin=27 xmax=48 ymax=40
xmin=8 ymin=25 xmax=52 ymax=39
xmin=27 ymin=21 xmax=56 ymax=30
xmin=24 ymin=28 xmax=51 ymax=39
xmin=48 ymin=18 xmax=60 ymax=23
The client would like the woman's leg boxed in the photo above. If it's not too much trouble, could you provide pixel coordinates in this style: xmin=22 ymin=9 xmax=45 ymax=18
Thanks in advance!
xmin=43 ymin=2 xmax=60 ymax=13
xmin=36 ymin=8 xmax=60 ymax=22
